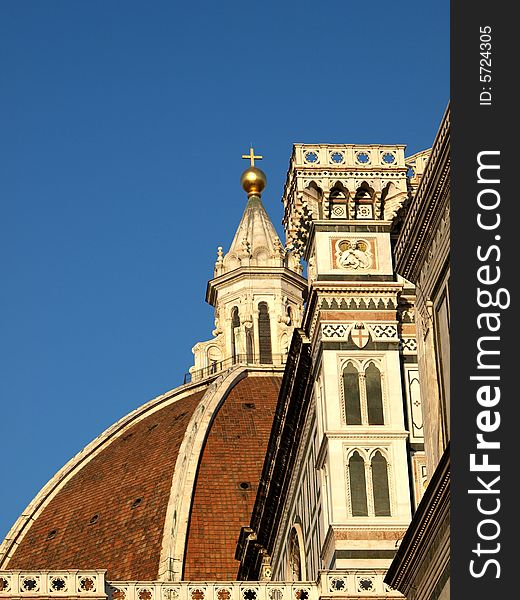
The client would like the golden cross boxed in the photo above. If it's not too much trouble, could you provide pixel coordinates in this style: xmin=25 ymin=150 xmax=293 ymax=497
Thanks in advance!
xmin=242 ymin=146 xmax=263 ymax=167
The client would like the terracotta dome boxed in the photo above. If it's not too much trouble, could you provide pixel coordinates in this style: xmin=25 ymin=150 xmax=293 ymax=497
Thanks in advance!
xmin=0 ymin=368 xmax=282 ymax=581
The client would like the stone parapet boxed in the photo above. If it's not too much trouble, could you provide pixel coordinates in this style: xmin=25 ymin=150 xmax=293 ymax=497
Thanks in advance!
xmin=0 ymin=570 xmax=106 ymax=598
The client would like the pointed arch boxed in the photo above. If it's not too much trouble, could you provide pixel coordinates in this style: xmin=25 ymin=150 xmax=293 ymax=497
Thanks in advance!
xmin=378 ymin=182 xmax=392 ymax=219
xmin=329 ymin=182 xmax=350 ymax=219
xmin=305 ymin=181 xmax=324 ymax=219
xmin=231 ymin=306 xmax=240 ymax=363
xmin=329 ymin=181 xmax=349 ymax=200
xmin=365 ymin=362 xmax=384 ymax=424
xmin=371 ymin=451 xmax=391 ymax=516
xmin=258 ymin=302 xmax=272 ymax=364
xmin=287 ymin=523 xmax=306 ymax=581
xmin=355 ymin=181 xmax=375 ymax=199
xmin=354 ymin=181 xmax=376 ymax=220
xmin=306 ymin=180 xmax=323 ymax=197
xmin=343 ymin=362 xmax=361 ymax=424
xmin=349 ymin=451 xmax=368 ymax=516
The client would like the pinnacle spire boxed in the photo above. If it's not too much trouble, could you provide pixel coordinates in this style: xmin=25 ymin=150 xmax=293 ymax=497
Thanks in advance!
xmin=226 ymin=193 xmax=283 ymax=264
xmin=212 ymin=149 xmax=301 ymax=276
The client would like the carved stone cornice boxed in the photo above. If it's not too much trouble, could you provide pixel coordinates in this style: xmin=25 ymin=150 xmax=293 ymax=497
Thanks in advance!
xmin=237 ymin=329 xmax=312 ymax=580
xmin=394 ymin=106 xmax=450 ymax=282
xmin=206 ymin=266 xmax=307 ymax=306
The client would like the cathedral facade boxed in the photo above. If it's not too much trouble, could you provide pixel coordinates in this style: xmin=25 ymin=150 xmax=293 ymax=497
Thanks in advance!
xmin=0 ymin=110 xmax=450 ymax=600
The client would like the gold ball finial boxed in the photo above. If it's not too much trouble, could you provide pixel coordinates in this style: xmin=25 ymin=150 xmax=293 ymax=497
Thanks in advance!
xmin=240 ymin=166 xmax=267 ymax=196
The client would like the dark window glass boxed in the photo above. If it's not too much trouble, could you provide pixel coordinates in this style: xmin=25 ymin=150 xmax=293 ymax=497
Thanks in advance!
xmin=366 ymin=363 xmax=384 ymax=424
xmin=343 ymin=363 xmax=361 ymax=424
xmin=349 ymin=452 xmax=368 ymax=516
xmin=372 ymin=451 xmax=391 ymax=516
xmin=258 ymin=302 xmax=272 ymax=364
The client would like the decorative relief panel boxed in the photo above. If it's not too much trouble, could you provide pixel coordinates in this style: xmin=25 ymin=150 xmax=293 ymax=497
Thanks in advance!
xmin=0 ymin=575 xmax=11 ymax=593
xmin=331 ymin=238 xmax=375 ymax=271
xmin=320 ymin=296 xmax=397 ymax=310
xmin=404 ymin=367 xmax=423 ymax=442
xmin=322 ymin=324 xmax=350 ymax=339
xmin=322 ymin=323 xmax=398 ymax=342
xmin=370 ymin=324 xmax=398 ymax=339
xmin=350 ymin=323 xmax=370 ymax=348
xmin=0 ymin=571 xmax=105 ymax=597
xmin=357 ymin=577 xmax=375 ymax=593
xmin=399 ymin=337 xmax=418 ymax=353
xmin=104 ymin=583 xmax=318 ymax=600
xmin=320 ymin=570 xmax=403 ymax=597
xmin=330 ymin=204 xmax=348 ymax=220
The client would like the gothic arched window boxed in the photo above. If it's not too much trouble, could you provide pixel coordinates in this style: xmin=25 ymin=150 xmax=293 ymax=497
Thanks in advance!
xmin=288 ymin=526 xmax=304 ymax=581
xmin=371 ymin=451 xmax=391 ymax=516
xmin=258 ymin=302 xmax=272 ymax=364
xmin=354 ymin=182 xmax=375 ymax=220
xmin=343 ymin=363 xmax=362 ymax=424
xmin=349 ymin=451 xmax=368 ymax=516
xmin=365 ymin=363 xmax=384 ymax=424
xmin=347 ymin=449 xmax=392 ymax=517
xmin=231 ymin=306 xmax=240 ymax=363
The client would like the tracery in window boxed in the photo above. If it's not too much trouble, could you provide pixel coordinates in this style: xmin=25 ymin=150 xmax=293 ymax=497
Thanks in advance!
xmin=347 ymin=449 xmax=392 ymax=517
xmin=342 ymin=360 xmax=385 ymax=425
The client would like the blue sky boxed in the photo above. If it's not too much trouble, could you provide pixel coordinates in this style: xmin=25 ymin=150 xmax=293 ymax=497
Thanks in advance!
xmin=0 ymin=1 xmax=449 ymax=540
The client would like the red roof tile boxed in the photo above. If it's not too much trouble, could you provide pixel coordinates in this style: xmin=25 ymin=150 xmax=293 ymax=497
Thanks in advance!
xmin=8 ymin=389 xmax=205 ymax=580
xmin=6 ymin=372 xmax=282 ymax=582
xmin=183 ymin=375 xmax=281 ymax=580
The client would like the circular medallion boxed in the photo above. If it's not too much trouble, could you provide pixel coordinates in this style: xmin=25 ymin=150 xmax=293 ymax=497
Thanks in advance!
xmin=358 ymin=579 xmax=374 ymax=592
xmin=356 ymin=151 xmax=370 ymax=164
xmin=330 ymin=151 xmax=344 ymax=164
xmin=304 ymin=151 xmax=319 ymax=163
xmin=382 ymin=152 xmax=396 ymax=164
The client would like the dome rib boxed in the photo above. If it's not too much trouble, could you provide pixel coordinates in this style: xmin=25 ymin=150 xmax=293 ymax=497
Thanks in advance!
xmin=2 ymin=367 xmax=284 ymax=583
xmin=158 ymin=367 xmax=250 ymax=580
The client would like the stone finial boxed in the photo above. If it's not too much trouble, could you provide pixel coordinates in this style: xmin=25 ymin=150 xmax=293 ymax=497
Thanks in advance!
xmin=214 ymin=246 xmax=224 ymax=276
xmin=273 ymin=236 xmax=285 ymax=258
